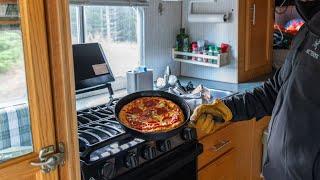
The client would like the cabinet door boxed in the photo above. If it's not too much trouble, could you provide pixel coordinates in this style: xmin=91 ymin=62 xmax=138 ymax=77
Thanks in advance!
xmin=0 ymin=0 xmax=79 ymax=179
xmin=198 ymin=149 xmax=236 ymax=180
xmin=251 ymin=117 xmax=271 ymax=180
xmin=239 ymin=0 xmax=274 ymax=81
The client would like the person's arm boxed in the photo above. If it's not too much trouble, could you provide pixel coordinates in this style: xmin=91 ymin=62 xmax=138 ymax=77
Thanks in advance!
xmin=223 ymin=52 xmax=294 ymax=122
xmin=223 ymin=69 xmax=286 ymax=121
xmin=223 ymin=25 xmax=308 ymax=122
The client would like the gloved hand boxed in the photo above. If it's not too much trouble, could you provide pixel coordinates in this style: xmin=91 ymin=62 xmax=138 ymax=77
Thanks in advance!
xmin=190 ymin=99 xmax=233 ymax=133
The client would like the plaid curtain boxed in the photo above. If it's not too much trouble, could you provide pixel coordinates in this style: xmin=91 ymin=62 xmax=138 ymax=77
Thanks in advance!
xmin=0 ymin=104 xmax=32 ymax=150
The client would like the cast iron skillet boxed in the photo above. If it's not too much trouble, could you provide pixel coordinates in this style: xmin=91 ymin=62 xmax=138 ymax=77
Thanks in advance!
xmin=114 ymin=90 xmax=191 ymax=140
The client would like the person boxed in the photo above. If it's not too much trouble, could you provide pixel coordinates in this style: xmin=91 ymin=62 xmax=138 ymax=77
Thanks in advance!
xmin=190 ymin=0 xmax=320 ymax=179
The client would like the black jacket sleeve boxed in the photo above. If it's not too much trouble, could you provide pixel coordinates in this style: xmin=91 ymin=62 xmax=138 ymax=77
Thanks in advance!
xmin=223 ymin=48 xmax=295 ymax=122
xmin=222 ymin=26 xmax=308 ymax=122
xmin=223 ymin=67 xmax=288 ymax=121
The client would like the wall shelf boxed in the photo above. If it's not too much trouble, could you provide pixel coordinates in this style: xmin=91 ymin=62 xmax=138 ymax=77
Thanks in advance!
xmin=172 ymin=48 xmax=229 ymax=68
xmin=0 ymin=1 xmax=19 ymax=24
xmin=0 ymin=17 xmax=19 ymax=24
xmin=0 ymin=0 xmax=18 ymax=4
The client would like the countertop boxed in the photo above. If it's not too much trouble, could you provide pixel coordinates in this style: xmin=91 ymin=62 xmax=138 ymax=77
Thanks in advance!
xmin=76 ymin=74 xmax=272 ymax=111
xmin=177 ymin=75 xmax=270 ymax=94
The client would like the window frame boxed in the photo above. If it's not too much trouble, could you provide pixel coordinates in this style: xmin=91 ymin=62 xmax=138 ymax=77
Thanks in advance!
xmin=71 ymin=5 xmax=145 ymax=93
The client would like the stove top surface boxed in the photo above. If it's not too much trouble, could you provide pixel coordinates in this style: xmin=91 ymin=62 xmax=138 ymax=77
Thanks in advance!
xmin=77 ymin=97 xmax=198 ymax=180
xmin=77 ymin=98 xmax=145 ymax=160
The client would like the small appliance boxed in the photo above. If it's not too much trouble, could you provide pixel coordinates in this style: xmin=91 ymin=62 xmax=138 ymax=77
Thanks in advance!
xmin=126 ymin=67 xmax=153 ymax=94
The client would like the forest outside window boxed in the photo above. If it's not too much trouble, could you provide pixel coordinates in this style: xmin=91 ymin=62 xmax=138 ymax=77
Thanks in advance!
xmin=0 ymin=3 xmax=33 ymax=163
xmin=0 ymin=4 xmax=27 ymax=108
xmin=69 ymin=5 xmax=144 ymax=91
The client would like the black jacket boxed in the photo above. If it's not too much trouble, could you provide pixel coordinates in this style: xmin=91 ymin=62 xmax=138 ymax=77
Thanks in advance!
xmin=223 ymin=12 xmax=320 ymax=180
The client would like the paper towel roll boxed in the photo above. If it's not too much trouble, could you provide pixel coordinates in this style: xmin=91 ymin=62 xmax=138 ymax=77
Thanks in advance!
xmin=188 ymin=13 xmax=228 ymax=23
xmin=187 ymin=1 xmax=230 ymax=23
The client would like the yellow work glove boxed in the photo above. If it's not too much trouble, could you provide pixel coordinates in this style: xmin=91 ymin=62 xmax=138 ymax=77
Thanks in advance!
xmin=190 ymin=99 xmax=233 ymax=133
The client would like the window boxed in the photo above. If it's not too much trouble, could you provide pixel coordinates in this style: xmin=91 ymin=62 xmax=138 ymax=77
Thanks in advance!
xmin=0 ymin=4 xmax=33 ymax=163
xmin=0 ymin=25 xmax=26 ymax=106
xmin=0 ymin=4 xmax=28 ymax=107
xmin=69 ymin=5 xmax=144 ymax=90
xmin=69 ymin=6 xmax=81 ymax=44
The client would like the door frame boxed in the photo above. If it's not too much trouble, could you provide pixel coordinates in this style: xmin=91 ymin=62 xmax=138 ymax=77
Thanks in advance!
xmin=0 ymin=0 xmax=80 ymax=179
xmin=0 ymin=0 xmax=58 ymax=178
xmin=43 ymin=0 xmax=81 ymax=179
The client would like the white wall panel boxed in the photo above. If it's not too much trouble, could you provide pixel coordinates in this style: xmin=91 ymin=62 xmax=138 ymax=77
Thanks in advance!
xmin=181 ymin=0 xmax=238 ymax=83
xmin=144 ymin=0 xmax=182 ymax=80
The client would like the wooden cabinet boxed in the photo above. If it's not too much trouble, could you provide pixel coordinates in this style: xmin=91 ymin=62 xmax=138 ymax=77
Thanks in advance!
xmin=197 ymin=117 xmax=271 ymax=180
xmin=198 ymin=124 xmax=235 ymax=169
xmin=199 ymin=150 xmax=236 ymax=180
xmin=251 ymin=117 xmax=271 ymax=180
xmin=232 ymin=117 xmax=270 ymax=180
xmin=197 ymin=124 xmax=237 ymax=180
xmin=238 ymin=0 xmax=274 ymax=82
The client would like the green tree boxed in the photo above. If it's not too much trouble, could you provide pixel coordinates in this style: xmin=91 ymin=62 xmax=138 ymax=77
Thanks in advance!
xmin=84 ymin=6 xmax=137 ymax=43
xmin=0 ymin=29 xmax=23 ymax=73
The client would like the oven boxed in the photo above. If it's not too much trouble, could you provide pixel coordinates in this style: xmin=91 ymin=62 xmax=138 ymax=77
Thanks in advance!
xmin=116 ymin=140 xmax=202 ymax=180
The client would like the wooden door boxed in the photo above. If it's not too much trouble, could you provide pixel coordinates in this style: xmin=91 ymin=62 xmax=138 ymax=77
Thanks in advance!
xmin=198 ymin=149 xmax=236 ymax=180
xmin=0 ymin=0 xmax=80 ymax=179
xmin=238 ymin=0 xmax=274 ymax=82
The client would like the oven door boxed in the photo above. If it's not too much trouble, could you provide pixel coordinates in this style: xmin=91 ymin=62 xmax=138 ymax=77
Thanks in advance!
xmin=116 ymin=141 xmax=203 ymax=180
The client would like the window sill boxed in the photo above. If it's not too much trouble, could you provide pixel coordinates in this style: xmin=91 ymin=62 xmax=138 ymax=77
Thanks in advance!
xmin=0 ymin=99 xmax=28 ymax=109
xmin=76 ymin=88 xmax=128 ymax=111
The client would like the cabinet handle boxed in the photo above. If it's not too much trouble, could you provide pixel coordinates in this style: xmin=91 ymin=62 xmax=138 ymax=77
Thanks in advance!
xmin=250 ymin=3 xmax=256 ymax=26
xmin=211 ymin=140 xmax=230 ymax=152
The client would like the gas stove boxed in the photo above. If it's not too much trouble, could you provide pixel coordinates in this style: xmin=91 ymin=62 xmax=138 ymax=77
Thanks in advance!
xmin=78 ymin=98 xmax=201 ymax=180
xmin=73 ymin=43 xmax=203 ymax=180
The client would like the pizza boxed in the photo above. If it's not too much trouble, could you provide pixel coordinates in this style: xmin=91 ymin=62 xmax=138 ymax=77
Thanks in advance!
xmin=119 ymin=97 xmax=185 ymax=133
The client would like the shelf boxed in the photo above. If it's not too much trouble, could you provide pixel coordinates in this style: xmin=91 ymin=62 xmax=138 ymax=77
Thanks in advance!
xmin=0 ymin=2 xmax=20 ymax=24
xmin=172 ymin=48 xmax=229 ymax=68
xmin=0 ymin=0 xmax=17 ymax=4
xmin=0 ymin=17 xmax=19 ymax=24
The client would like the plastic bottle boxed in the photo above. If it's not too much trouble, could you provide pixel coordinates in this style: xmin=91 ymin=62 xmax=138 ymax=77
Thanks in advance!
xmin=176 ymin=28 xmax=189 ymax=52
xmin=191 ymin=42 xmax=198 ymax=61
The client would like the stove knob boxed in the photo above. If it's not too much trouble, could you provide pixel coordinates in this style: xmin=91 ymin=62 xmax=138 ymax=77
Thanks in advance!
xmin=101 ymin=162 xmax=115 ymax=179
xmin=182 ymin=127 xmax=197 ymax=141
xmin=142 ymin=145 xmax=157 ymax=160
xmin=125 ymin=152 xmax=139 ymax=168
xmin=158 ymin=140 xmax=172 ymax=152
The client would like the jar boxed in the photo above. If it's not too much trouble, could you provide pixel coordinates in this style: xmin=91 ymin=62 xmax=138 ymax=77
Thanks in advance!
xmin=191 ymin=42 xmax=198 ymax=61
xmin=197 ymin=40 xmax=205 ymax=62
xmin=207 ymin=45 xmax=215 ymax=63
xmin=203 ymin=50 xmax=208 ymax=62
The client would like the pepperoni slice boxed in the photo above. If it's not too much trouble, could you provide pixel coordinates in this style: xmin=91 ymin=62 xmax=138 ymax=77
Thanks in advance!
xmin=129 ymin=107 xmax=143 ymax=114
xmin=156 ymin=107 xmax=168 ymax=115
xmin=144 ymin=99 xmax=158 ymax=107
